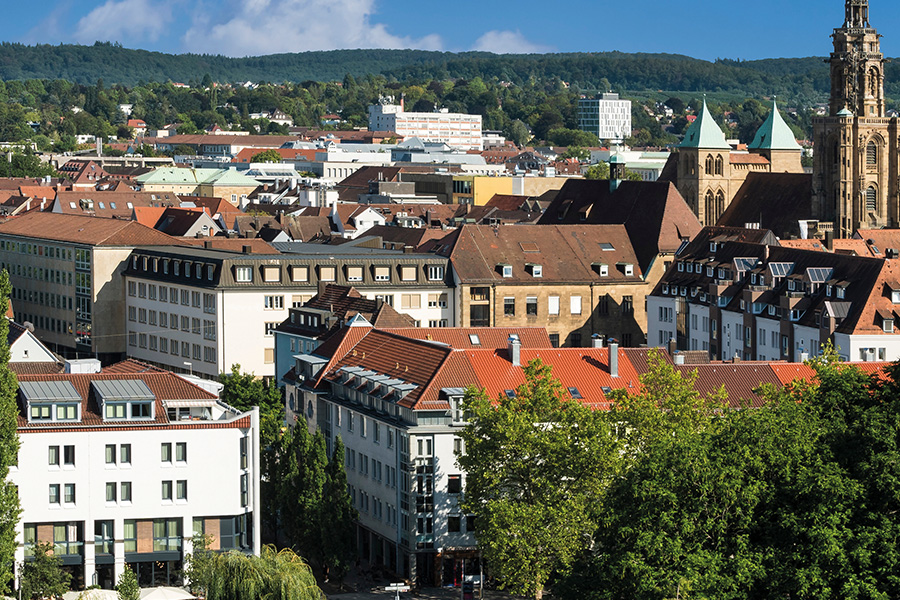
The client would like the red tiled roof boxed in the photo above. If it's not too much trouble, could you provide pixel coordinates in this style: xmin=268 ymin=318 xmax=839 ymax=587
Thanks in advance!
xmin=729 ymin=154 xmax=770 ymax=165
xmin=9 ymin=362 xmax=65 ymax=376
xmin=382 ymin=327 xmax=552 ymax=349
xmin=0 ymin=212 xmax=183 ymax=247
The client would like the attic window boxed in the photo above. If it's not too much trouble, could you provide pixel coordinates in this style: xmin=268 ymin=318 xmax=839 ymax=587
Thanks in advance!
xmin=568 ymin=387 xmax=583 ymax=400
xmin=504 ymin=390 xmax=516 ymax=399
xmin=678 ymin=262 xmax=684 ymax=272
xmin=837 ymin=287 xmax=846 ymax=299
xmin=110 ymin=203 xmax=117 ymax=209
xmin=884 ymin=316 xmax=895 ymax=333
xmin=601 ymin=386 xmax=612 ymax=394
xmin=468 ymin=334 xmax=481 ymax=346
xmin=600 ymin=242 xmax=615 ymax=251
xmin=500 ymin=264 xmax=513 ymax=278
xmin=530 ymin=265 xmax=543 ymax=278
xmin=710 ymin=242 xmax=717 ymax=252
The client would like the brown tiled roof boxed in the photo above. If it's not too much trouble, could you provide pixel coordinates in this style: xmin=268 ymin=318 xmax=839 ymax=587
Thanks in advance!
xmin=729 ymin=154 xmax=770 ymax=165
xmin=449 ymin=224 xmax=644 ymax=283
xmin=382 ymin=327 xmax=552 ymax=349
xmin=102 ymin=359 xmax=167 ymax=374
xmin=0 ymin=212 xmax=183 ymax=247
xmin=537 ymin=179 xmax=701 ymax=272
xmin=54 ymin=190 xmax=176 ymax=219
xmin=183 ymin=196 xmax=243 ymax=215
xmin=674 ymin=363 xmax=782 ymax=408
xmin=484 ymin=194 xmax=530 ymax=211
xmin=9 ymin=362 xmax=65 ymax=375
xmin=716 ymin=173 xmax=812 ymax=239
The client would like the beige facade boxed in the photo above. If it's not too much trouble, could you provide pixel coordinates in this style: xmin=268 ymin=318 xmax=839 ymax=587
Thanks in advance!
xmin=197 ymin=183 xmax=260 ymax=206
xmin=812 ymin=0 xmax=896 ymax=236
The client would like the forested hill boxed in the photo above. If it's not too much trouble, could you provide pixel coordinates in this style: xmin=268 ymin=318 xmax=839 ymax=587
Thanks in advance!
xmin=5 ymin=42 xmax=900 ymax=103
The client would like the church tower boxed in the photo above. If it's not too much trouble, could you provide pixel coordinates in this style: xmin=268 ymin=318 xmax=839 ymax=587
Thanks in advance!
xmin=675 ymin=99 xmax=732 ymax=226
xmin=813 ymin=0 xmax=896 ymax=236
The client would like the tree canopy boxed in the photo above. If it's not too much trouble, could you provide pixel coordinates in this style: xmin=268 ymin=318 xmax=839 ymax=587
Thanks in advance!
xmin=0 ymin=270 xmax=20 ymax=595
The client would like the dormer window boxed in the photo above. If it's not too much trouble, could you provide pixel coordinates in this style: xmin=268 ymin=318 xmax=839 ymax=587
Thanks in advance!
xmin=500 ymin=264 xmax=513 ymax=278
xmin=621 ymin=263 xmax=635 ymax=277
xmin=531 ymin=265 xmax=543 ymax=278
xmin=788 ymin=280 xmax=795 ymax=291
xmin=710 ymin=242 xmax=717 ymax=252
xmin=678 ymin=262 xmax=684 ymax=272
xmin=20 ymin=381 xmax=82 ymax=424
xmin=707 ymin=266 xmax=713 ymax=277
xmin=892 ymin=289 xmax=900 ymax=304
xmin=93 ymin=380 xmax=156 ymax=422
xmin=837 ymin=287 xmax=846 ymax=299
xmin=718 ymin=269 xmax=725 ymax=279
xmin=662 ymin=284 xmax=669 ymax=294
xmin=885 ymin=317 xmax=895 ymax=333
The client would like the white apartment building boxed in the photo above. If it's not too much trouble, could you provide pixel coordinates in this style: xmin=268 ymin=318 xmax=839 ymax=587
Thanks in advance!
xmin=578 ymin=93 xmax=633 ymax=143
xmin=369 ymin=103 xmax=483 ymax=151
xmin=647 ymin=227 xmax=900 ymax=362
xmin=124 ymin=245 xmax=455 ymax=379
xmin=10 ymin=370 xmax=260 ymax=591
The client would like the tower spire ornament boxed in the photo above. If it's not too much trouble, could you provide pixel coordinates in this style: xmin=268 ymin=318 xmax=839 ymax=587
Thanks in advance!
xmin=845 ymin=0 xmax=870 ymax=28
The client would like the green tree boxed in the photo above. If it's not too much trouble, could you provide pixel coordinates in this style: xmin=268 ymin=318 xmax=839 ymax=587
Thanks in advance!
xmin=205 ymin=546 xmax=323 ymax=600
xmin=21 ymin=541 xmax=71 ymax=600
xmin=250 ymin=149 xmax=284 ymax=163
xmin=320 ymin=436 xmax=356 ymax=585
xmin=115 ymin=565 xmax=139 ymax=600
xmin=547 ymin=127 xmax=600 ymax=148
xmin=0 ymin=153 xmax=56 ymax=179
xmin=505 ymin=119 xmax=532 ymax=147
xmin=584 ymin=162 xmax=609 ymax=180
xmin=183 ymin=534 xmax=215 ymax=598
xmin=458 ymin=359 xmax=621 ymax=599
xmin=0 ymin=270 xmax=20 ymax=595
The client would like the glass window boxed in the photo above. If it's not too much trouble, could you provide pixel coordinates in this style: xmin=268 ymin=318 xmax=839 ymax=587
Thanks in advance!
xmin=120 ymin=444 xmax=131 ymax=464
xmin=176 ymin=480 xmax=187 ymax=500
xmin=176 ymin=442 xmax=187 ymax=463
xmin=105 ymin=444 xmax=116 ymax=464
xmin=124 ymin=520 xmax=137 ymax=552
xmin=48 ymin=445 xmax=59 ymax=465
xmin=105 ymin=482 xmax=116 ymax=503
xmin=121 ymin=482 xmax=132 ymax=502
xmin=49 ymin=484 xmax=60 ymax=504
xmin=162 ymin=480 xmax=173 ymax=501
xmin=235 ymin=266 xmax=252 ymax=283
xmin=64 ymin=483 xmax=76 ymax=504
xmin=161 ymin=443 xmax=172 ymax=463
xmin=63 ymin=445 xmax=75 ymax=466
xmin=526 ymin=297 xmax=538 ymax=315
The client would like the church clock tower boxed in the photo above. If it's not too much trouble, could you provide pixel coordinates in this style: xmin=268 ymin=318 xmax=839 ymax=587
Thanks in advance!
xmin=813 ymin=0 xmax=896 ymax=236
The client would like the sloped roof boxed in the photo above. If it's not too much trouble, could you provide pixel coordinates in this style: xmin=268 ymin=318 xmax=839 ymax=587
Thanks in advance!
xmin=715 ymin=172 xmax=812 ymax=239
xmin=537 ymin=179 xmax=702 ymax=272
xmin=0 ymin=212 xmax=183 ymax=247
xmin=748 ymin=101 xmax=802 ymax=151
xmin=679 ymin=99 xmax=730 ymax=150
xmin=382 ymin=327 xmax=552 ymax=349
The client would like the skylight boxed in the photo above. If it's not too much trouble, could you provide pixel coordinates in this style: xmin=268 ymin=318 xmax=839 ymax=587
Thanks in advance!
xmin=599 ymin=242 xmax=615 ymax=251
xmin=468 ymin=334 xmax=481 ymax=346
xmin=504 ymin=390 xmax=516 ymax=399
xmin=568 ymin=387 xmax=583 ymax=399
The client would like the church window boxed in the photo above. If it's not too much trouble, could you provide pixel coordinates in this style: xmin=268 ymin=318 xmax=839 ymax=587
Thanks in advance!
xmin=705 ymin=155 xmax=714 ymax=174
xmin=715 ymin=155 xmax=724 ymax=176
xmin=715 ymin=190 xmax=726 ymax=220
xmin=866 ymin=186 xmax=877 ymax=213
xmin=866 ymin=141 xmax=877 ymax=166
xmin=705 ymin=190 xmax=715 ymax=224
xmin=832 ymin=140 xmax=840 ymax=166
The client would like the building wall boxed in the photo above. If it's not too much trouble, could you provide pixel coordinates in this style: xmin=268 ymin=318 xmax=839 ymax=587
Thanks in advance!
xmin=472 ymin=177 xmax=513 ymax=206
xmin=577 ymin=96 xmax=633 ymax=142
xmin=11 ymin=414 xmax=259 ymax=588
xmin=197 ymin=184 xmax=258 ymax=206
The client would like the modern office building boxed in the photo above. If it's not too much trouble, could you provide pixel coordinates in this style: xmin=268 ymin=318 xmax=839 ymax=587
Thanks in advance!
xmin=577 ymin=93 xmax=632 ymax=143
xmin=368 ymin=102 xmax=483 ymax=151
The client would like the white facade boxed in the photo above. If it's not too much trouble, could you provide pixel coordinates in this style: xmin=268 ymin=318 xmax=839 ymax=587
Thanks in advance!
xmin=369 ymin=104 xmax=483 ymax=151
xmin=10 ymin=379 xmax=260 ymax=590
xmin=578 ymin=94 xmax=633 ymax=143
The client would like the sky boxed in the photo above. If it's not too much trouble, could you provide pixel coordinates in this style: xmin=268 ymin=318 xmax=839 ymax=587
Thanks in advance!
xmin=4 ymin=0 xmax=900 ymax=60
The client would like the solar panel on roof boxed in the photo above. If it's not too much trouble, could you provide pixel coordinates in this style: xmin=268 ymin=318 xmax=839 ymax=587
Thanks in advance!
xmin=91 ymin=379 xmax=155 ymax=402
xmin=769 ymin=262 xmax=795 ymax=277
xmin=734 ymin=258 xmax=759 ymax=272
xmin=807 ymin=267 xmax=834 ymax=283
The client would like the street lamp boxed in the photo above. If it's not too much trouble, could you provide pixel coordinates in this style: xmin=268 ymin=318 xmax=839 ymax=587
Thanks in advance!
xmin=183 ymin=361 xmax=193 ymax=376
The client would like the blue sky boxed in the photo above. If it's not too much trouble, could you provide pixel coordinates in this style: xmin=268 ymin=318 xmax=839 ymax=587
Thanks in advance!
xmin=4 ymin=0 xmax=900 ymax=60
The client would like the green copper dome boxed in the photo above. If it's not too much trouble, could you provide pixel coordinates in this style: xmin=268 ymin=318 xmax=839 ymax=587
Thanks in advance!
xmin=678 ymin=99 xmax=730 ymax=150
xmin=748 ymin=100 xmax=802 ymax=151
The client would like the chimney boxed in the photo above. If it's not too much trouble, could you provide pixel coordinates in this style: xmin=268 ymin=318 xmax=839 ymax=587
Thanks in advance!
xmin=800 ymin=349 xmax=810 ymax=362
xmin=591 ymin=334 xmax=604 ymax=349
xmin=667 ymin=338 xmax=677 ymax=357
xmin=608 ymin=338 xmax=619 ymax=378
xmin=403 ymin=246 xmax=415 ymax=254
xmin=204 ymin=241 xmax=214 ymax=249
xmin=242 ymin=245 xmax=253 ymax=254
xmin=508 ymin=336 xmax=522 ymax=367
xmin=825 ymin=230 xmax=834 ymax=251
xmin=673 ymin=351 xmax=685 ymax=365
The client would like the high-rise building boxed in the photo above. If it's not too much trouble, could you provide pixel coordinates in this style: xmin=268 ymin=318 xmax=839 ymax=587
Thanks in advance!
xmin=368 ymin=101 xmax=483 ymax=151
xmin=577 ymin=93 xmax=632 ymax=143
xmin=812 ymin=0 xmax=892 ymax=236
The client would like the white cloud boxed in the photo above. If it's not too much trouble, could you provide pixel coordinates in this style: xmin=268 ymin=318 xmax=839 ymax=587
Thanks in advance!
xmin=471 ymin=30 xmax=553 ymax=54
xmin=73 ymin=0 xmax=177 ymax=44
xmin=182 ymin=0 xmax=443 ymax=57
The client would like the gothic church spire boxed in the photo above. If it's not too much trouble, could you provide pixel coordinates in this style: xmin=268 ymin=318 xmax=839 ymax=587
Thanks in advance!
xmin=844 ymin=0 xmax=870 ymax=29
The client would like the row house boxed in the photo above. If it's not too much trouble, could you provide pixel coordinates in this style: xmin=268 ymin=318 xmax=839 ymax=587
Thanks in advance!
xmin=10 ymin=367 xmax=260 ymax=591
xmin=123 ymin=244 xmax=454 ymax=379
xmin=647 ymin=226 xmax=900 ymax=362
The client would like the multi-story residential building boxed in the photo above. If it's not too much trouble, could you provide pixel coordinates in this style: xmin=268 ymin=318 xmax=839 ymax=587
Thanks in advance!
xmin=288 ymin=323 xmax=875 ymax=587
xmin=368 ymin=102 xmax=483 ymax=151
xmin=0 ymin=213 xmax=180 ymax=363
xmin=446 ymin=224 xmax=649 ymax=347
xmin=647 ymin=226 xmax=900 ymax=362
xmin=577 ymin=93 xmax=632 ymax=143
xmin=136 ymin=168 xmax=261 ymax=206
xmin=124 ymin=244 xmax=454 ymax=379
xmin=10 ymin=368 xmax=260 ymax=591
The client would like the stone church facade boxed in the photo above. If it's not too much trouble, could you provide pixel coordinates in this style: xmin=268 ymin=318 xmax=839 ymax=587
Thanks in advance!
xmin=812 ymin=0 xmax=895 ymax=237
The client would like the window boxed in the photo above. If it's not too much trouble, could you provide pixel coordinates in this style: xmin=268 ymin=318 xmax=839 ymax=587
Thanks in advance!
xmin=401 ymin=294 xmax=421 ymax=310
xmin=622 ymin=296 xmax=634 ymax=315
xmin=176 ymin=442 xmax=187 ymax=463
xmin=548 ymin=296 xmax=560 ymax=316
xmin=262 ymin=266 xmax=281 ymax=283
xmin=319 ymin=266 xmax=336 ymax=282
xmin=161 ymin=443 xmax=172 ymax=463
xmin=291 ymin=266 xmax=309 ymax=282
xmin=866 ymin=186 xmax=877 ymax=213
xmin=49 ymin=445 xmax=59 ymax=466
xmin=264 ymin=295 xmax=284 ymax=310
xmin=346 ymin=266 xmax=363 ymax=282
xmin=526 ymin=297 xmax=538 ymax=315
xmin=63 ymin=445 xmax=74 ymax=466
xmin=203 ymin=293 xmax=216 ymax=314
xmin=400 ymin=266 xmax=417 ymax=281
xmin=448 ymin=475 xmax=462 ymax=494
xmin=49 ymin=484 xmax=60 ymax=504
xmin=64 ymin=483 xmax=76 ymax=504
xmin=867 ymin=140 xmax=878 ymax=165
xmin=121 ymin=444 xmax=131 ymax=464
xmin=570 ymin=295 xmax=582 ymax=315
xmin=531 ymin=265 xmax=543 ymax=278
xmin=235 ymin=266 xmax=252 ymax=283
xmin=106 ymin=482 xmax=117 ymax=503
xmin=162 ymin=480 xmax=173 ymax=501
xmin=181 ymin=289 xmax=190 ymax=306
xmin=448 ymin=516 xmax=461 ymax=533
xmin=105 ymin=444 xmax=116 ymax=465
xmin=504 ymin=297 xmax=516 ymax=316
xmin=121 ymin=482 xmax=132 ymax=502
xmin=428 ymin=265 xmax=444 ymax=281
xmin=265 ymin=322 xmax=278 ymax=336
xmin=374 ymin=266 xmax=390 ymax=282
xmin=501 ymin=264 xmax=513 ymax=278
xmin=176 ymin=480 xmax=187 ymax=500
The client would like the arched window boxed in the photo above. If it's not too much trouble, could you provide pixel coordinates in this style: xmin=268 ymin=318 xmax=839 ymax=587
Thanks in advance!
xmin=705 ymin=190 xmax=715 ymax=224
xmin=715 ymin=190 xmax=726 ymax=220
xmin=869 ymin=67 xmax=880 ymax=98
xmin=715 ymin=155 xmax=724 ymax=176
xmin=833 ymin=140 xmax=840 ymax=167
xmin=705 ymin=155 xmax=714 ymax=174
xmin=866 ymin=141 xmax=877 ymax=166
xmin=866 ymin=186 xmax=877 ymax=213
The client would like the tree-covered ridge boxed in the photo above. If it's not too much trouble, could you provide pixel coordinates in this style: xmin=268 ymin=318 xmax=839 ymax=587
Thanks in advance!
xmin=7 ymin=42 xmax=900 ymax=105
